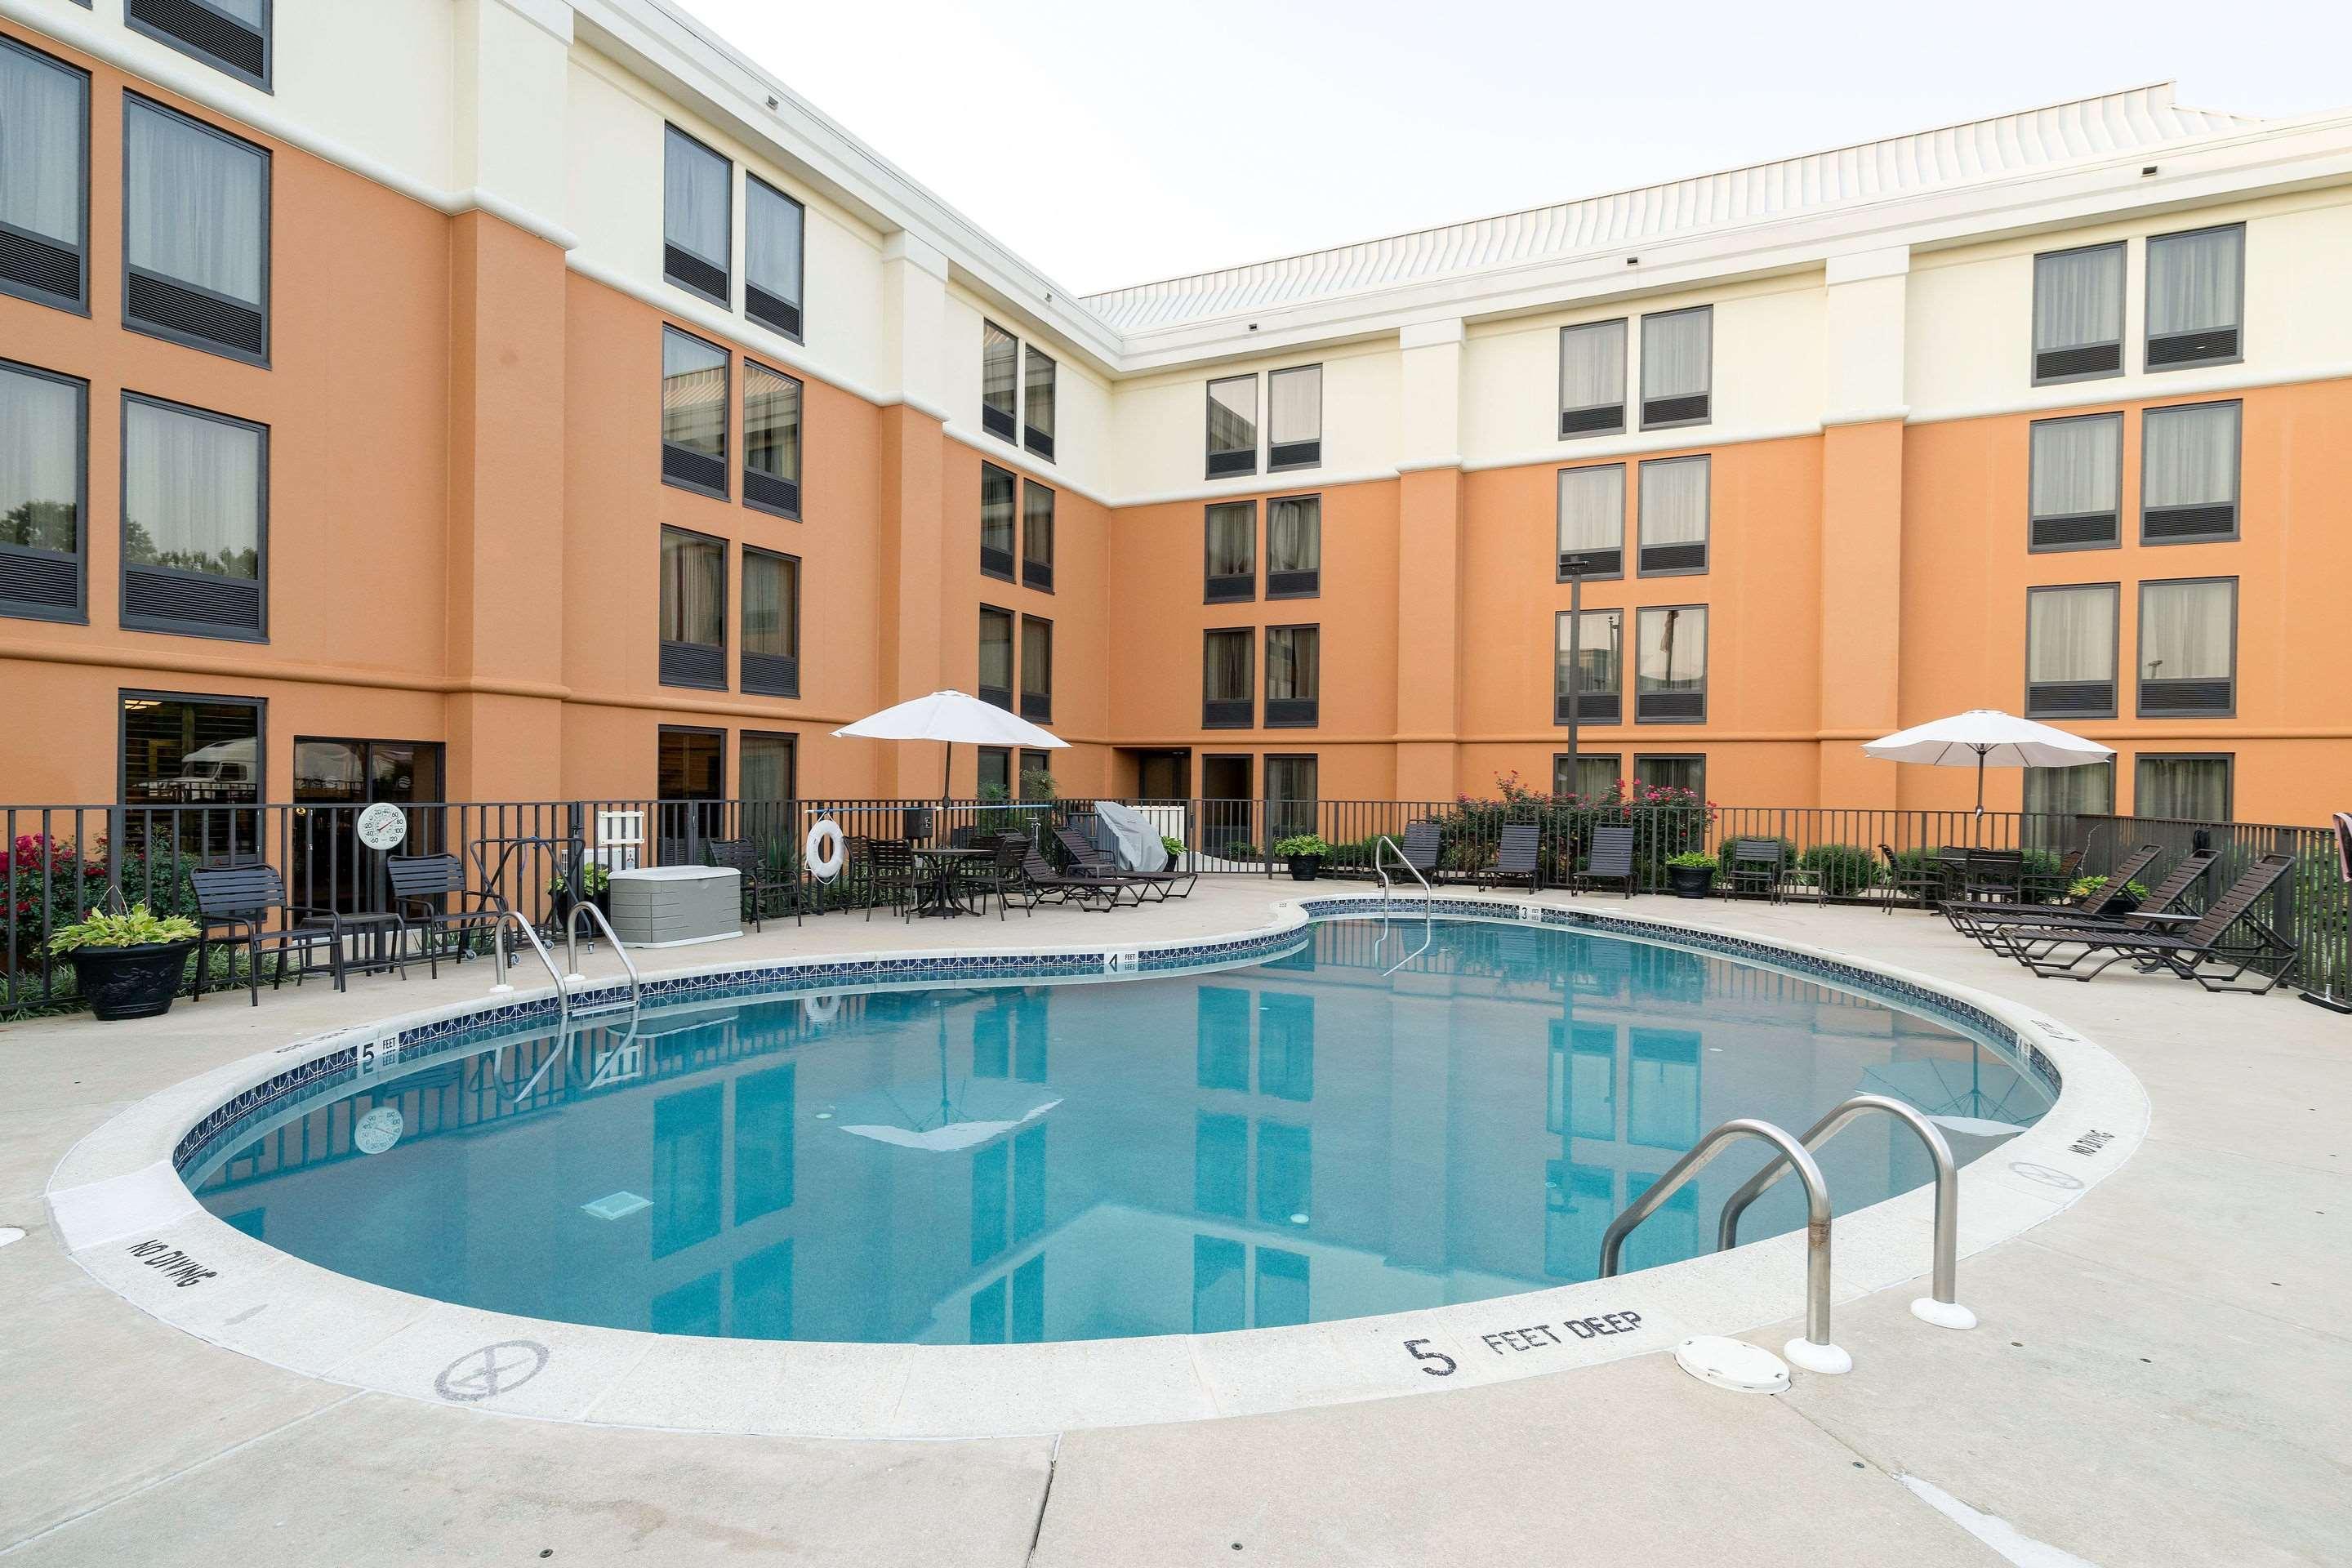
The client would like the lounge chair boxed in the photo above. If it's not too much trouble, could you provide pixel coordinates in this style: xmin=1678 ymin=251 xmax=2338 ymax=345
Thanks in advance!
xmin=1054 ymin=824 xmax=1195 ymax=901
xmin=1980 ymin=850 xmax=2218 ymax=961
xmin=2017 ymin=853 xmax=2301 ymax=992
xmin=1571 ymin=823 xmax=1637 ymax=898
xmin=1017 ymin=845 xmax=1133 ymax=911
xmin=1479 ymin=822 xmax=1543 ymax=892
xmin=1944 ymin=844 xmax=2162 ymax=942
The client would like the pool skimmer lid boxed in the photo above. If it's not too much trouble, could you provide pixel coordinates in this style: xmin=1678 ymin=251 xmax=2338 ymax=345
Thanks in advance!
xmin=1674 ymin=1335 xmax=1790 ymax=1393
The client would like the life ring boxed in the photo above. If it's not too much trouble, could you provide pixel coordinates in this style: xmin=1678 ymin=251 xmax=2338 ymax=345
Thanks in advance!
xmin=805 ymin=819 xmax=847 ymax=881
xmin=803 ymin=992 xmax=841 ymax=1026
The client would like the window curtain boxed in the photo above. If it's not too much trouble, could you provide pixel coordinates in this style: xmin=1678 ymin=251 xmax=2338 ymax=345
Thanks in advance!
xmin=1635 ymin=757 xmax=1703 ymax=796
xmin=1023 ymin=483 xmax=1054 ymax=565
xmin=1569 ymin=755 xmax=1621 ymax=800
xmin=1 ymin=44 xmax=82 ymax=246
xmin=2034 ymin=246 xmax=2123 ymax=351
xmin=741 ymin=735 xmax=795 ymax=803
xmin=743 ymin=364 xmax=800 ymax=479
xmin=1204 ymin=630 xmax=1251 ymax=700
xmin=2148 ymin=229 xmax=2241 ymax=336
xmin=1268 ymin=366 xmax=1321 ymax=444
xmin=1556 ymin=466 xmax=1624 ymax=555
xmin=2029 ymin=415 xmax=2120 ymax=517
xmin=660 ymin=531 xmax=722 ymax=646
xmin=1267 ymin=627 xmax=1318 ymax=701
xmin=1205 ymin=503 xmax=1254 ymax=576
xmin=2136 ymin=758 xmax=2229 ymax=822
xmin=980 ymin=466 xmax=1015 ymax=554
xmin=661 ymin=331 xmax=728 ymax=459
xmin=1559 ymin=320 xmax=1625 ymax=412
xmin=2143 ymin=403 xmax=2238 ymax=510
xmin=1208 ymin=377 xmax=1256 ymax=455
xmin=1267 ymin=497 xmax=1319 ymax=572
xmin=123 ymin=400 xmax=259 ymax=577
xmin=746 ymin=180 xmax=802 ymax=301
xmin=0 ymin=368 xmax=78 ymax=552
xmin=1023 ymin=349 xmax=1057 ymax=437
xmin=1265 ymin=755 xmax=1317 ymax=805
xmin=662 ymin=128 xmax=728 ymax=267
xmin=1639 ymin=456 xmax=1709 ymax=547
xmin=982 ymin=326 xmax=1016 ymax=418
xmin=126 ymin=102 xmax=263 ymax=305
xmin=978 ymin=610 xmax=1013 ymax=689
xmin=2139 ymin=580 xmax=2233 ymax=680
xmin=1641 ymin=310 xmax=1710 ymax=400
xmin=1554 ymin=608 xmax=1622 ymax=696
xmin=1021 ymin=619 xmax=1052 ymax=698
xmin=1637 ymin=607 xmax=1705 ymax=692
xmin=2028 ymin=586 xmax=2114 ymax=682
xmin=2024 ymin=763 xmax=2111 ymax=817
xmin=742 ymin=552 xmax=795 ymax=656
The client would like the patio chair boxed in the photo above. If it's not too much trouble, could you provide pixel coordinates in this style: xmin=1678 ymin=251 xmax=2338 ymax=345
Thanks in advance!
xmin=1944 ymin=844 xmax=2161 ymax=942
xmin=1479 ymin=822 xmax=1543 ymax=893
xmin=1018 ymin=845 xmax=1132 ymax=911
xmin=1878 ymin=845 xmax=1949 ymax=914
xmin=1955 ymin=849 xmax=2025 ymax=904
xmin=192 ymin=864 xmax=399 ymax=1005
xmin=385 ymin=853 xmax=508 ymax=977
xmin=1571 ymin=823 xmax=1637 ymax=898
xmin=865 ymin=839 xmax=922 ymax=922
xmin=2016 ymin=853 xmax=2301 ymax=992
xmin=1720 ymin=838 xmax=1820 ymax=904
xmin=1398 ymin=821 xmax=1445 ymax=884
xmin=2020 ymin=847 xmax=2086 ymax=906
xmin=1054 ymin=823 xmax=1193 ymax=902
xmin=1980 ymin=850 xmax=2218 ymax=961
xmin=707 ymin=839 xmax=803 ymax=933
xmin=967 ymin=835 xmax=1032 ymax=919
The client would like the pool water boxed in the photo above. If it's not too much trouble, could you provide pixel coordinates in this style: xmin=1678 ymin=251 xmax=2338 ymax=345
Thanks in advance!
xmin=186 ymin=920 xmax=2049 ymax=1346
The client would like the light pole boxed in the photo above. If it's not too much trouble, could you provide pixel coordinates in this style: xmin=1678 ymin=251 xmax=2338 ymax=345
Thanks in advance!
xmin=1561 ymin=555 xmax=1589 ymax=796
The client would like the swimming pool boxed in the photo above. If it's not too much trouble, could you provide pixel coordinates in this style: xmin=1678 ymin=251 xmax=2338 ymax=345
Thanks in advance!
xmin=180 ymin=916 xmax=2049 ymax=1348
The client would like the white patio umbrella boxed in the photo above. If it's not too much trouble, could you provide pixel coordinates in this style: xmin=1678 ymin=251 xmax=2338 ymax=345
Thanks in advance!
xmin=833 ymin=689 xmax=1067 ymax=803
xmin=828 ymin=1005 xmax=1060 ymax=1153
xmin=1861 ymin=710 xmax=2113 ymax=815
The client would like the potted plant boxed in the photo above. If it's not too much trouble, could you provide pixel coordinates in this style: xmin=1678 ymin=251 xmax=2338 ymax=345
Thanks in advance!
xmin=1664 ymin=850 xmax=1718 ymax=899
xmin=2068 ymin=873 xmax=2149 ymax=912
xmin=1275 ymin=834 xmax=1331 ymax=882
xmin=1160 ymin=835 xmax=1187 ymax=868
xmin=47 ymin=904 xmax=200 ymax=1021
xmin=548 ymin=862 xmax=612 ymax=921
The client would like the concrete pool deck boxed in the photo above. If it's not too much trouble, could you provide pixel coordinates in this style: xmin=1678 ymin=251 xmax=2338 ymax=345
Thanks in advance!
xmin=2 ymin=883 xmax=2346 ymax=1565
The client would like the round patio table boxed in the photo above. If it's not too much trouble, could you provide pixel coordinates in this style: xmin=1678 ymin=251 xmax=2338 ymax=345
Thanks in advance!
xmin=910 ymin=846 xmax=988 ymax=917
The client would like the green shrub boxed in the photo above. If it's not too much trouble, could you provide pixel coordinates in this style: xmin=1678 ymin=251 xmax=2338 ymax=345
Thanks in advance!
xmin=2069 ymin=874 xmax=2150 ymax=901
xmin=1801 ymin=843 xmax=1880 ymax=896
xmin=1274 ymin=834 xmax=1331 ymax=858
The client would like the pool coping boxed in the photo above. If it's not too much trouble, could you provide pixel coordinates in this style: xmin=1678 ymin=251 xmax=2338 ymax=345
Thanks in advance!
xmin=44 ymin=891 xmax=2149 ymax=1441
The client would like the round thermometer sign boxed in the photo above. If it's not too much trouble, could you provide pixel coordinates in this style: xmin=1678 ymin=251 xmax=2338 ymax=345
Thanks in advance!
xmin=354 ymin=802 xmax=408 ymax=852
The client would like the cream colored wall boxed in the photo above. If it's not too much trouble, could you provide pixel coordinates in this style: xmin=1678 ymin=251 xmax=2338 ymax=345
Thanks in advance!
xmin=1108 ymin=342 xmax=1401 ymax=502
xmin=939 ymin=284 xmax=1115 ymax=499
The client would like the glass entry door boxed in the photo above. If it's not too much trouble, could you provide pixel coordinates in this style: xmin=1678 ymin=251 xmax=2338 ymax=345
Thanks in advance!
xmin=292 ymin=738 xmax=444 ymax=911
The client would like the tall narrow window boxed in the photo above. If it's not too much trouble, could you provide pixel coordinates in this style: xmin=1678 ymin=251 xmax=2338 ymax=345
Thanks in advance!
xmin=2146 ymin=224 xmax=2243 ymax=369
xmin=977 ymin=746 xmax=1011 ymax=799
xmin=978 ymin=605 xmax=1013 ymax=709
xmin=742 ymin=360 xmax=800 ymax=518
xmin=742 ymin=732 xmax=797 ymax=808
xmin=979 ymin=462 xmax=1016 ymax=581
xmin=122 ymin=394 xmax=265 ymax=639
xmin=2028 ymin=412 xmax=2121 ymax=551
xmin=2031 ymin=243 xmax=2124 ymax=383
xmin=1634 ymin=755 xmax=1704 ymax=799
xmin=1556 ymin=464 xmax=1624 ymax=580
xmin=662 ymin=125 xmax=730 ymax=306
xmin=1021 ymin=481 xmax=1054 ymax=592
xmin=660 ymin=327 xmax=729 ymax=498
xmin=1637 ymin=455 xmax=1709 ymax=576
xmin=1558 ymin=318 xmax=1627 ymax=437
xmin=2024 ymin=761 xmax=2112 ymax=817
xmin=127 ymin=0 xmax=270 ymax=88
xmin=741 ymin=547 xmax=799 ymax=697
xmin=1635 ymin=605 xmax=1707 ymax=722
xmin=1206 ymin=375 xmax=1257 ymax=479
xmin=123 ymin=97 xmax=267 ymax=363
xmin=0 ymin=38 xmax=88 ymax=312
xmin=1266 ymin=495 xmax=1320 ymax=599
xmin=1020 ymin=616 xmax=1052 ymax=722
xmin=2141 ymin=401 xmax=2240 ymax=543
xmin=2025 ymin=584 xmax=2118 ymax=719
xmin=2135 ymin=755 xmax=2231 ymax=822
xmin=745 ymin=174 xmax=804 ymax=338
xmin=1022 ymin=345 xmax=1056 ymax=461
xmin=1267 ymin=365 xmax=1321 ymax=471
xmin=1264 ymin=626 xmax=1319 ymax=728
xmin=2137 ymin=578 xmax=2235 ymax=717
xmin=1640 ymin=307 xmax=1710 ymax=429
xmin=0 ymin=360 xmax=86 ymax=621
xmin=1265 ymin=755 xmax=1319 ymax=845
xmin=658 ymin=527 xmax=726 ymax=689
xmin=1205 ymin=501 xmax=1255 ymax=604
xmin=1203 ymin=630 xmax=1254 ymax=728
xmin=1555 ymin=608 xmax=1624 ymax=724
xmin=1554 ymin=753 xmax=1623 ymax=800
xmin=981 ymin=323 xmax=1017 ymax=441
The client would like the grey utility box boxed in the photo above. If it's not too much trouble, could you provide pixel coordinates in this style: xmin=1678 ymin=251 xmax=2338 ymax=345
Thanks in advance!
xmin=607 ymin=866 xmax=742 ymax=948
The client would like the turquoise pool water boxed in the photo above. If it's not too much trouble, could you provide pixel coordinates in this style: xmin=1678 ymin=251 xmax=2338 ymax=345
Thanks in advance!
xmin=186 ymin=920 xmax=2048 ymax=1345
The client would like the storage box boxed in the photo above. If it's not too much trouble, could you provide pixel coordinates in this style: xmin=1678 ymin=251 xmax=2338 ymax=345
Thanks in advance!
xmin=608 ymin=865 xmax=742 ymax=948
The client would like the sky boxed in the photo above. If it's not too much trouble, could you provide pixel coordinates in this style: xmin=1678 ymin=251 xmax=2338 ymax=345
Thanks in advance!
xmin=676 ymin=0 xmax=2352 ymax=298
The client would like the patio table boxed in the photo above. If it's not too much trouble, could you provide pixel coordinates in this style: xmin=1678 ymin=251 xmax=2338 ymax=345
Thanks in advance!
xmin=911 ymin=846 xmax=988 ymax=918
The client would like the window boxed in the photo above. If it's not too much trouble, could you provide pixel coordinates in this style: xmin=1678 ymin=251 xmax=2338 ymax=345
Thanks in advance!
xmin=1020 ymin=615 xmax=1052 ymax=722
xmin=1553 ymin=753 xmax=1622 ymax=800
xmin=742 ymin=732 xmax=797 ymax=803
xmin=1559 ymin=318 xmax=1627 ymax=437
xmin=1266 ymin=495 xmax=1320 ymax=598
xmin=1637 ymin=455 xmax=1708 ymax=576
xmin=741 ymin=547 xmax=798 ymax=697
xmin=1267 ymin=365 xmax=1321 ymax=471
xmin=745 ymin=175 xmax=804 ymax=338
xmin=2025 ymin=761 xmax=2112 ymax=817
xmin=1206 ymin=375 xmax=1257 ymax=479
xmin=1022 ymin=345 xmax=1056 ymax=461
xmin=981 ymin=322 xmax=1018 ymax=441
xmin=2136 ymin=577 xmax=2235 ymax=717
xmin=121 ymin=393 xmax=265 ymax=639
xmin=0 ymin=38 xmax=87 ymax=312
xmin=978 ymin=605 xmax=1013 ymax=709
xmin=977 ymin=746 xmax=1011 ymax=799
xmin=2031 ymin=243 xmax=2123 ymax=383
xmin=2025 ymin=585 xmax=2118 ymax=719
xmin=1018 ymin=749 xmax=1054 ymax=797
xmin=979 ymin=463 xmax=1016 ymax=581
xmin=1022 ymin=482 xmax=1054 ymax=591
xmin=1556 ymin=464 xmax=1624 ymax=580
xmin=123 ymin=97 xmax=267 ymax=363
xmin=0 ymin=359 xmax=86 ymax=621
xmin=658 ymin=528 xmax=726 ymax=689
xmin=1203 ymin=629 xmax=1254 ymax=728
xmin=2141 ymin=401 xmax=2240 ymax=543
xmin=121 ymin=690 xmax=265 ymax=859
xmin=1266 ymin=755 xmax=1319 ymax=844
xmin=1205 ymin=501 xmax=1255 ymax=603
xmin=2146 ymin=225 xmax=2243 ymax=370
xmin=1555 ymin=608 xmax=1624 ymax=724
xmin=657 ymin=726 xmax=724 ymax=805
xmin=1635 ymin=605 xmax=1706 ymax=722
xmin=1639 ymin=307 xmax=1710 ymax=429
xmin=660 ymin=327 xmax=729 ymax=498
xmin=1265 ymin=626 xmax=1319 ymax=728
xmin=742 ymin=360 xmax=800 ymax=518
xmin=662 ymin=125 xmax=730 ymax=306
xmin=2136 ymin=755 xmax=2232 ymax=822
xmin=2028 ymin=412 xmax=2122 ymax=551
xmin=127 ymin=0 xmax=270 ymax=90
xmin=1634 ymin=755 xmax=1704 ymax=799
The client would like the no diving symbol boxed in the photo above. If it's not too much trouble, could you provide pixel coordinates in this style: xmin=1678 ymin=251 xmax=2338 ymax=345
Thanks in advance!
xmin=2008 ymin=1160 xmax=2085 ymax=1191
xmin=434 ymin=1340 xmax=550 ymax=1403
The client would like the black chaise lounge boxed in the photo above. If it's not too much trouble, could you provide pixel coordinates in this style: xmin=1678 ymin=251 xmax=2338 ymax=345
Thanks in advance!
xmin=1017 ymin=845 xmax=1133 ymax=910
xmin=1943 ymin=844 xmax=2162 ymax=942
xmin=1572 ymin=823 xmax=1637 ymax=898
xmin=1054 ymin=824 xmax=1196 ymax=902
xmin=1983 ymin=850 xmax=2220 ymax=963
xmin=2017 ymin=853 xmax=2301 ymax=992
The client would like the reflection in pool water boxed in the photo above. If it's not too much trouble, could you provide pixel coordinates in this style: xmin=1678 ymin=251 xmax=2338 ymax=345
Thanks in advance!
xmin=188 ymin=920 xmax=2048 ymax=1345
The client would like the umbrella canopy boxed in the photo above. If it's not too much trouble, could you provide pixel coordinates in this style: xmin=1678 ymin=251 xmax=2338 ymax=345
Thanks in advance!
xmin=831 ymin=1079 xmax=1061 ymax=1153
xmin=833 ymin=690 xmax=1067 ymax=803
xmin=1862 ymin=710 xmax=2112 ymax=812
xmin=1857 ymin=1058 xmax=2050 ymax=1139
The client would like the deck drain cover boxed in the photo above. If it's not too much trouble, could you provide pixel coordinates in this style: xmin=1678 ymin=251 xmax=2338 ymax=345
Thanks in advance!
xmin=1674 ymin=1335 xmax=1788 ymax=1393
xmin=582 ymin=1192 xmax=651 ymax=1221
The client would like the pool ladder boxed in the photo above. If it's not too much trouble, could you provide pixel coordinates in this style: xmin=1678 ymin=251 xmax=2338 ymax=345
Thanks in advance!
xmin=485 ymin=902 xmax=644 ymax=1028
xmin=1371 ymin=835 xmax=1433 ymax=977
xmin=1598 ymin=1094 xmax=1975 ymax=1375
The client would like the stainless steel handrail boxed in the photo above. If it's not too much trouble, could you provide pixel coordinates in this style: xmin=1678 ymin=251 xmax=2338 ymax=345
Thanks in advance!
xmin=1371 ymin=834 xmax=1435 ymax=976
xmin=490 ymin=907 xmax=566 ymax=1010
xmin=563 ymin=900 xmax=642 ymax=1013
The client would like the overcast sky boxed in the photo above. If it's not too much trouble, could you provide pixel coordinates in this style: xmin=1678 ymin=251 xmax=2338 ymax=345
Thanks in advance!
xmin=677 ymin=0 xmax=2351 ymax=298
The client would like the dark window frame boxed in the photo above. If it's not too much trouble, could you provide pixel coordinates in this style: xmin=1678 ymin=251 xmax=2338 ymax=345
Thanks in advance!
xmin=657 ymin=523 xmax=729 ymax=692
xmin=1264 ymin=492 xmax=1320 ymax=599
xmin=1021 ymin=479 xmax=1054 ymax=593
xmin=978 ymin=603 xmax=1014 ymax=710
xmin=1633 ymin=753 xmax=1706 ymax=800
xmin=1633 ymin=603 xmax=1707 ymax=724
xmin=2023 ymin=758 xmax=2114 ymax=817
xmin=980 ymin=321 xmax=1018 ymax=443
xmin=2145 ymin=222 xmax=2246 ymax=372
xmin=1263 ymin=623 xmax=1320 ymax=729
xmin=2023 ymin=581 xmax=2120 ymax=721
xmin=1552 ymin=751 xmax=1624 ymax=799
xmin=657 ymin=724 xmax=727 ymax=802
xmin=1022 ymin=344 xmax=1056 ymax=462
xmin=1019 ymin=612 xmax=1053 ymax=723
xmin=1638 ymin=305 xmax=1712 ymax=431
xmin=2135 ymin=575 xmax=2238 ymax=720
xmin=740 ymin=356 xmax=801 ymax=519
xmin=118 ymin=687 xmax=267 ymax=806
xmin=2026 ymin=410 xmax=2123 ymax=554
xmin=1202 ymin=628 xmax=1254 ymax=728
xmin=1205 ymin=374 xmax=1258 ymax=479
xmin=739 ymin=544 xmax=800 ymax=698
xmin=1554 ymin=607 xmax=1624 ymax=726
xmin=122 ymin=93 xmax=271 ymax=368
xmin=1204 ymin=500 xmax=1256 ymax=604
xmin=744 ymin=172 xmax=805 ymax=341
xmin=740 ymin=728 xmax=800 ymax=803
xmin=0 ymin=357 xmax=90 ymax=625
xmin=1557 ymin=317 xmax=1628 ymax=439
xmin=659 ymin=324 xmax=731 ymax=501
xmin=978 ymin=461 xmax=1017 ymax=582
xmin=661 ymin=123 xmax=732 ymax=308
xmin=2132 ymin=752 xmax=2233 ymax=822
xmin=0 ymin=35 xmax=91 ymax=315
xmin=1556 ymin=461 xmax=1626 ymax=581
xmin=118 ymin=388 xmax=269 ymax=643
xmin=2139 ymin=398 xmax=2242 ymax=546
xmin=1267 ymin=363 xmax=1321 ymax=473
xmin=126 ymin=0 xmax=273 ymax=92
xmin=1635 ymin=453 xmax=1710 ymax=578
xmin=2029 ymin=240 xmax=2125 ymax=385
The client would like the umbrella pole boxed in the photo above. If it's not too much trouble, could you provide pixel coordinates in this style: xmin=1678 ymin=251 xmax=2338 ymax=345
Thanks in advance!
xmin=1974 ymin=749 xmax=1986 ymax=845
xmin=942 ymin=741 xmax=952 ymax=807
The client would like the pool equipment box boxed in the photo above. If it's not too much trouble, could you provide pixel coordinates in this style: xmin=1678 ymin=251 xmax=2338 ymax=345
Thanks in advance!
xmin=607 ymin=866 xmax=742 ymax=947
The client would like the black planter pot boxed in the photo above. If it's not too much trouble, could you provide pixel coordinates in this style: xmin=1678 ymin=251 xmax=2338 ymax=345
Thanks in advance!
xmin=1287 ymin=855 xmax=1323 ymax=883
xmin=1668 ymin=866 xmax=1716 ymax=900
xmin=70 ymin=939 xmax=196 ymax=1021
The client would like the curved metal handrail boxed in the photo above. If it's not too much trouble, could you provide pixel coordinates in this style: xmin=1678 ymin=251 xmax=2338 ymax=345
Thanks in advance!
xmin=563 ymin=899 xmax=643 ymax=1013
xmin=1372 ymin=835 xmax=1434 ymax=977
